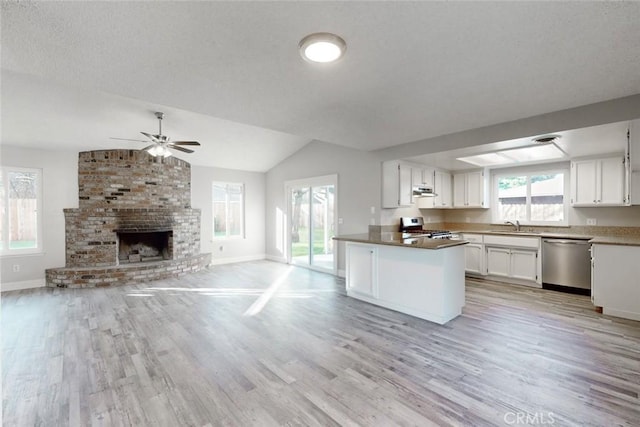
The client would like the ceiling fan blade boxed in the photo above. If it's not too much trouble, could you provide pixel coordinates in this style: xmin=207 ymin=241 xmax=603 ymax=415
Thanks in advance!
xmin=169 ymin=145 xmax=194 ymax=154
xmin=141 ymin=131 xmax=158 ymax=142
xmin=171 ymin=141 xmax=201 ymax=146
xmin=142 ymin=144 xmax=157 ymax=152
xmin=172 ymin=141 xmax=201 ymax=146
xmin=109 ymin=137 xmax=149 ymax=143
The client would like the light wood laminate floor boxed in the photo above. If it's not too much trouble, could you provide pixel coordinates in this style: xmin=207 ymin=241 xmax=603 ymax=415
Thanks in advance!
xmin=3 ymin=261 xmax=639 ymax=426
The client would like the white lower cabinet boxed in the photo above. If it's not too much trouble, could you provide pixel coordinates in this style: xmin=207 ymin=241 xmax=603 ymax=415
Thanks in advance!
xmin=464 ymin=244 xmax=484 ymax=275
xmin=486 ymin=247 xmax=510 ymax=277
xmin=510 ymin=249 xmax=538 ymax=282
xmin=345 ymin=243 xmax=378 ymax=297
xmin=486 ymin=247 xmax=538 ymax=282
xmin=461 ymin=234 xmax=484 ymax=275
xmin=592 ymin=244 xmax=640 ymax=321
xmin=484 ymin=235 xmax=540 ymax=285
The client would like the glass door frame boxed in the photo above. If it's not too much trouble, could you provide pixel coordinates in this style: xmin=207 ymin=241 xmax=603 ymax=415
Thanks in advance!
xmin=284 ymin=174 xmax=338 ymax=275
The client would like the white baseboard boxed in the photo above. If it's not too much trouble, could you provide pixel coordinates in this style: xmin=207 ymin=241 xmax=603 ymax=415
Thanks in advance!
xmin=209 ymin=254 xmax=266 ymax=266
xmin=265 ymin=255 xmax=287 ymax=263
xmin=337 ymin=269 xmax=346 ymax=278
xmin=1 ymin=278 xmax=46 ymax=292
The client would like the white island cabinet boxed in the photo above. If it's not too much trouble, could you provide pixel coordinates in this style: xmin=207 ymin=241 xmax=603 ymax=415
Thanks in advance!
xmin=344 ymin=241 xmax=466 ymax=324
xmin=345 ymin=244 xmax=378 ymax=297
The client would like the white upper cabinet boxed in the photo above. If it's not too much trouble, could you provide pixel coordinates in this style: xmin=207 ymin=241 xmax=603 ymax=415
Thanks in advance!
xmin=382 ymin=161 xmax=414 ymax=208
xmin=433 ymin=170 xmax=452 ymax=208
xmin=628 ymin=119 xmax=640 ymax=205
xmin=453 ymin=170 xmax=487 ymax=208
xmin=571 ymin=155 xmax=627 ymax=206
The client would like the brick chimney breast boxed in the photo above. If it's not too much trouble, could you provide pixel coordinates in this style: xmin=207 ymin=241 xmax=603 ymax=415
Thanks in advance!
xmin=46 ymin=149 xmax=210 ymax=288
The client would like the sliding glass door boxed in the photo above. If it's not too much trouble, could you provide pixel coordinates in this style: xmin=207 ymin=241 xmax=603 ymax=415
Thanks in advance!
xmin=287 ymin=176 xmax=336 ymax=273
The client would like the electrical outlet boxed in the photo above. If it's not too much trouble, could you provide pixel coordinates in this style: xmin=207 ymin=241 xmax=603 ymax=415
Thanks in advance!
xmin=12 ymin=264 xmax=20 ymax=273
xmin=586 ymin=218 xmax=597 ymax=226
xmin=338 ymin=218 xmax=344 ymax=225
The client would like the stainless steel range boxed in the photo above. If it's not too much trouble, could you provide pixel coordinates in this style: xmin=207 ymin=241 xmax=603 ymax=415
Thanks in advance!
xmin=400 ymin=217 xmax=458 ymax=239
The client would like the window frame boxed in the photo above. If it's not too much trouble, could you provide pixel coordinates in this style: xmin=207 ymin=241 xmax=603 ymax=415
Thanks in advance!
xmin=212 ymin=181 xmax=245 ymax=240
xmin=0 ymin=166 xmax=44 ymax=256
xmin=491 ymin=167 xmax=569 ymax=226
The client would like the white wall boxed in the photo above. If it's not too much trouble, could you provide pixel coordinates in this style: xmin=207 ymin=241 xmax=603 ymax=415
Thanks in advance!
xmin=265 ymin=141 xmax=381 ymax=270
xmin=191 ymin=165 xmax=266 ymax=264
xmin=0 ymin=146 xmax=78 ymax=289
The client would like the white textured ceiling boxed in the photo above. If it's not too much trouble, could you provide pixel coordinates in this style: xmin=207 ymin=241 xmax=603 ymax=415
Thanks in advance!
xmin=2 ymin=1 xmax=640 ymax=170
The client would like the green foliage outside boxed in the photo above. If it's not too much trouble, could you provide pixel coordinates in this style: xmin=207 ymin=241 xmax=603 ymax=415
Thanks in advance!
xmin=291 ymin=228 xmax=331 ymax=257
xmin=8 ymin=240 xmax=36 ymax=249
xmin=498 ymin=175 xmax=556 ymax=190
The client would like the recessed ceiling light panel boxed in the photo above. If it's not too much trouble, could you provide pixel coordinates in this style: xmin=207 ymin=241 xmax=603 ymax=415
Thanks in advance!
xmin=299 ymin=32 xmax=346 ymax=63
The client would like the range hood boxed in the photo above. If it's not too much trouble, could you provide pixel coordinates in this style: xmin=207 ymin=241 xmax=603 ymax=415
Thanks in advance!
xmin=413 ymin=185 xmax=437 ymax=197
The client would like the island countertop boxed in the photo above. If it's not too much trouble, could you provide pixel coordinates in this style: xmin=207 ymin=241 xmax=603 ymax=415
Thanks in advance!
xmin=333 ymin=232 xmax=468 ymax=250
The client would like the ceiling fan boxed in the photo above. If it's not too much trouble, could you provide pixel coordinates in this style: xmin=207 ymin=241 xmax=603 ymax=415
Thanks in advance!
xmin=110 ymin=112 xmax=200 ymax=157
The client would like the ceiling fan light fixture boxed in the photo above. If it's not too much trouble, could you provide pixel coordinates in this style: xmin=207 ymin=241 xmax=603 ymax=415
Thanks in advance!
xmin=147 ymin=145 xmax=171 ymax=158
xmin=299 ymin=32 xmax=346 ymax=63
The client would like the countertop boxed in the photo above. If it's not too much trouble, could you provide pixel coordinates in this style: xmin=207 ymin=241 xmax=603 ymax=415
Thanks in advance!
xmin=457 ymin=230 xmax=640 ymax=246
xmin=588 ymin=236 xmax=640 ymax=246
xmin=333 ymin=233 xmax=468 ymax=250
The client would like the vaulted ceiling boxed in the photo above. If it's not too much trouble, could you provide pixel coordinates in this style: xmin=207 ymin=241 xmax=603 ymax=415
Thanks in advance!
xmin=3 ymin=2 xmax=640 ymax=171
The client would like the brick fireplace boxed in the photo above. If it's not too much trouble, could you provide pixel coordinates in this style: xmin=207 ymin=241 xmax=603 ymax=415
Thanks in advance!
xmin=46 ymin=149 xmax=211 ymax=288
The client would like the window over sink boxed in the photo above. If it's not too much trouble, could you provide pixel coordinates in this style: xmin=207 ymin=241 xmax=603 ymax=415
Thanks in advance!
xmin=492 ymin=169 xmax=568 ymax=226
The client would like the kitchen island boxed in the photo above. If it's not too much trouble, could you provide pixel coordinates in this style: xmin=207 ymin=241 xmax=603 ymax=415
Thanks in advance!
xmin=333 ymin=233 xmax=468 ymax=324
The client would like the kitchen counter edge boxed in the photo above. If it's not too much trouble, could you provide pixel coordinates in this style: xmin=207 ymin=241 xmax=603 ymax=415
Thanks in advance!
xmin=456 ymin=230 xmax=640 ymax=246
xmin=333 ymin=233 xmax=468 ymax=250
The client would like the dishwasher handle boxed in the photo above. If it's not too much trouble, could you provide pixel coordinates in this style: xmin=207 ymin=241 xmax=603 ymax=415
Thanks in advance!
xmin=543 ymin=239 xmax=590 ymax=245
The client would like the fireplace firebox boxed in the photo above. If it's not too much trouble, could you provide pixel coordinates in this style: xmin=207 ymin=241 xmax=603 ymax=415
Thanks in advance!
xmin=117 ymin=231 xmax=172 ymax=264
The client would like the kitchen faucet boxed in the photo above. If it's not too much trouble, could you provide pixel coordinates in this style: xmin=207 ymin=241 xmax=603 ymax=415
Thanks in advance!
xmin=505 ymin=220 xmax=520 ymax=231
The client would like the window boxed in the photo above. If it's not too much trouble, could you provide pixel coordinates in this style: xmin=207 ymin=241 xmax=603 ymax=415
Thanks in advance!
xmin=212 ymin=182 xmax=244 ymax=239
xmin=1 ymin=167 xmax=43 ymax=255
xmin=493 ymin=170 xmax=567 ymax=225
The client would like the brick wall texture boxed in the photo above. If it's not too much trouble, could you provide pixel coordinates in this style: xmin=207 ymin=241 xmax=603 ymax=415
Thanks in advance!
xmin=78 ymin=149 xmax=191 ymax=209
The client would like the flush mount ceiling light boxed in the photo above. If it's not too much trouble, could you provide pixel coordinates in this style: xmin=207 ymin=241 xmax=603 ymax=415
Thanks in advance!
xmin=299 ymin=32 xmax=346 ymax=63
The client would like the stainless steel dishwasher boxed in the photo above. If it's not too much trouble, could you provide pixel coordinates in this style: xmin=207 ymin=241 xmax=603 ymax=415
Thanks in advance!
xmin=542 ymin=238 xmax=591 ymax=295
